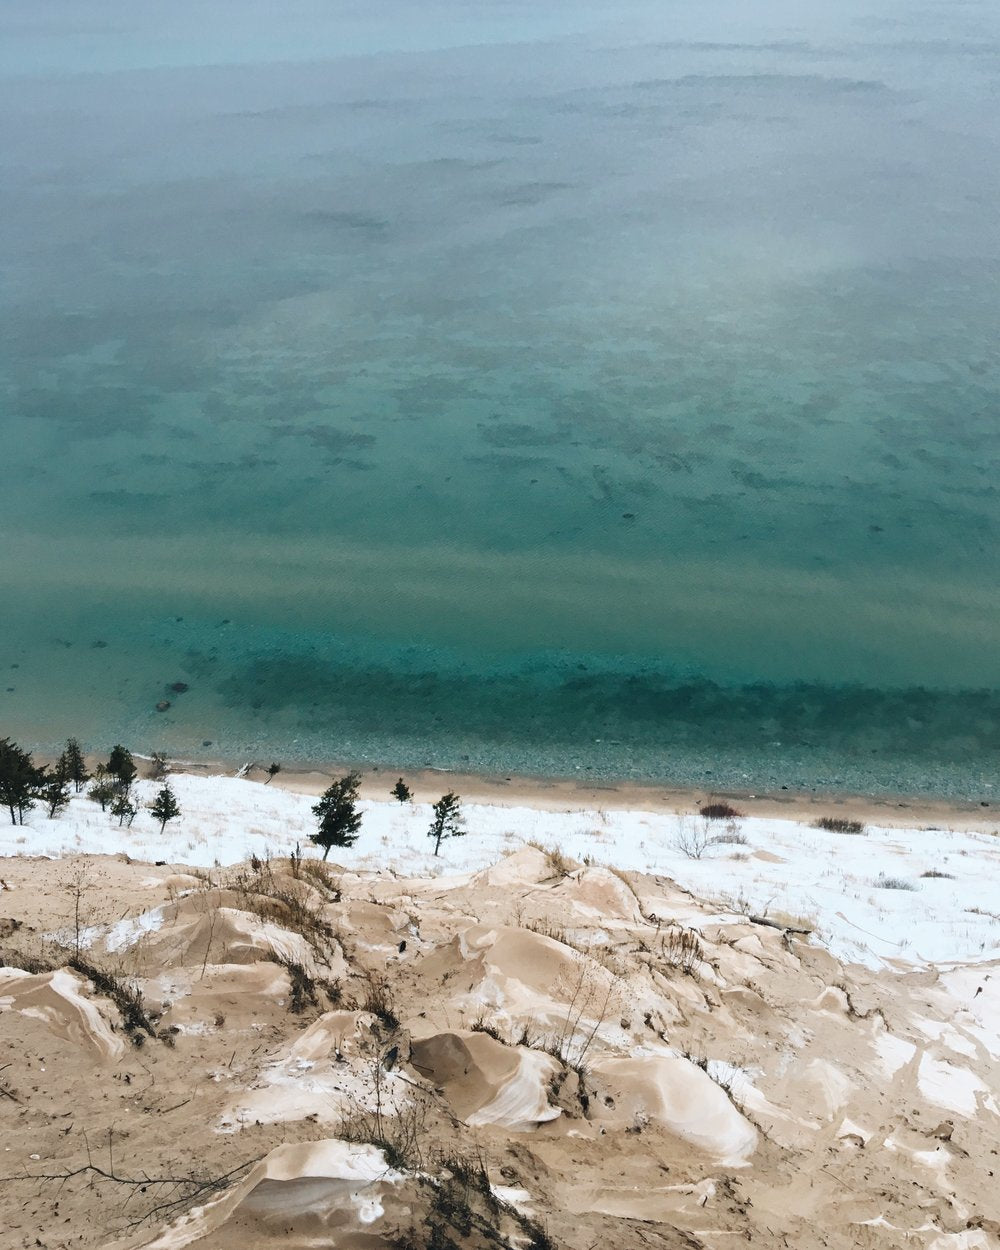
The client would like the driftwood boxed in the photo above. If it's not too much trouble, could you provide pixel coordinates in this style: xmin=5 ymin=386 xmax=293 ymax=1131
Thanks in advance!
xmin=748 ymin=913 xmax=812 ymax=935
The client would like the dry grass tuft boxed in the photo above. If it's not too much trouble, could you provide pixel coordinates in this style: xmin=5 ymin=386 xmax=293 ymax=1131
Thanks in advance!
xmin=358 ymin=971 xmax=400 ymax=1032
xmin=815 ymin=816 xmax=866 ymax=834
xmin=229 ymin=858 xmax=339 ymax=957
xmin=526 ymin=841 xmax=577 ymax=879
xmin=873 ymin=874 xmax=917 ymax=891
xmin=266 ymin=955 xmax=341 ymax=1015
xmin=659 ymin=925 xmax=704 ymax=975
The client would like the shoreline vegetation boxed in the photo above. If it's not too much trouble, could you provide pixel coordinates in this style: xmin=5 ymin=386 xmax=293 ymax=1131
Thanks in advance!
xmin=17 ymin=742 xmax=998 ymax=835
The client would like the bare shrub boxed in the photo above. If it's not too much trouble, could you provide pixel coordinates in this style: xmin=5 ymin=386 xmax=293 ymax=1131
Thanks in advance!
xmin=63 ymin=864 xmax=95 ymax=958
xmin=815 ymin=816 xmax=866 ymax=834
xmin=513 ymin=1023 xmax=540 ymax=1049
xmin=873 ymin=874 xmax=917 ymax=891
xmin=674 ymin=817 xmax=712 ymax=859
xmin=699 ymin=802 xmax=743 ymax=820
xmin=0 ymin=1063 xmax=18 ymax=1104
xmin=721 ymin=886 xmax=756 ymax=917
xmin=921 ymin=869 xmax=955 ymax=879
xmin=7 ymin=1131 xmax=255 ymax=1232
xmin=338 ymin=1052 xmax=428 ymax=1171
xmin=550 ymin=957 xmax=616 ymax=1069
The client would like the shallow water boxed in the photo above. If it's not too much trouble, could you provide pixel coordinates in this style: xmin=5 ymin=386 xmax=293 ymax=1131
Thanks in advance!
xmin=2 ymin=1 xmax=999 ymax=793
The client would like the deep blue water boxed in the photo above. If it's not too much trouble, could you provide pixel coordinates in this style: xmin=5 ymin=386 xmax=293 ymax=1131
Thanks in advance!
xmin=2 ymin=1 xmax=1000 ymax=794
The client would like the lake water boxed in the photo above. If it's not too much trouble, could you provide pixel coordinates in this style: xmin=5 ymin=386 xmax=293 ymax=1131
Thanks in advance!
xmin=2 ymin=1 xmax=999 ymax=794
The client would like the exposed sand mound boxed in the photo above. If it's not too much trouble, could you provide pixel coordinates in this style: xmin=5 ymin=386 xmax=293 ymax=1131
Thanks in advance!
xmin=1 ymin=844 xmax=998 ymax=1250
xmin=436 ymin=924 xmax=623 ymax=1044
xmin=105 ymin=884 xmax=348 ymax=985
xmin=411 ymin=1031 xmax=561 ymax=1130
xmin=134 ymin=1139 xmax=403 ymax=1250
xmin=585 ymin=1053 xmax=758 ymax=1164
xmin=143 ymin=903 xmax=326 ymax=972
xmin=475 ymin=846 xmax=551 ymax=888
xmin=155 ymin=962 xmax=300 ymax=1034
xmin=217 ymin=1010 xmax=409 ymax=1132
xmin=0 ymin=966 xmax=125 ymax=1061
xmin=549 ymin=866 xmax=646 ymax=924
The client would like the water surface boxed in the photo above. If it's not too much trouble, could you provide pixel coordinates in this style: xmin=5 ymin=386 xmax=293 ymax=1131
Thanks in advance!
xmin=2 ymin=1 xmax=999 ymax=794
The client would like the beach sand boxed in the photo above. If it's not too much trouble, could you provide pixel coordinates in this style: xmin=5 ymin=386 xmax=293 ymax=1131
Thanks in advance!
xmin=176 ymin=756 xmax=1000 ymax=834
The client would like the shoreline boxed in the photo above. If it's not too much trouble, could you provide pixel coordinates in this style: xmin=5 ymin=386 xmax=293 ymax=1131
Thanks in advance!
xmin=123 ymin=751 xmax=1000 ymax=834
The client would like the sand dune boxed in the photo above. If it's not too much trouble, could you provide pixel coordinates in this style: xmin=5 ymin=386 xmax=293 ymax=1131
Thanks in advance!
xmin=1 ymin=805 xmax=998 ymax=1248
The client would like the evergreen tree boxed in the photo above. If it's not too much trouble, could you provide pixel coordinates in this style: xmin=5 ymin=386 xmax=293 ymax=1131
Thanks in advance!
xmin=88 ymin=764 xmax=117 ymax=812
xmin=107 ymin=744 xmax=137 ymax=792
xmin=62 ymin=739 xmax=90 ymax=792
xmin=265 ymin=762 xmax=282 ymax=784
xmin=110 ymin=792 xmax=137 ymax=827
xmin=428 ymin=791 xmax=464 ymax=857
xmin=39 ymin=770 xmax=71 ymax=819
xmin=0 ymin=738 xmax=41 ymax=826
xmin=310 ymin=771 xmax=363 ymax=860
xmin=391 ymin=778 xmax=412 ymax=804
xmin=150 ymin=783 xmax=181 ymax=833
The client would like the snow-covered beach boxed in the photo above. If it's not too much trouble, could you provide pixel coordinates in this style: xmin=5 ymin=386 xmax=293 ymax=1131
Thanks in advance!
xmin=6 ymin=770 xmax=999 ymax=970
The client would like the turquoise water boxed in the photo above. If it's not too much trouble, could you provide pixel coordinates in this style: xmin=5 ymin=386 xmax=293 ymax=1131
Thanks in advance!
xmin=2 ymin=1 xmax=1000 ymax=794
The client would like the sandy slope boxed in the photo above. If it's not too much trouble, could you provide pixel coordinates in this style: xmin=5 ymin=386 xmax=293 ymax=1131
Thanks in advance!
xmin=1 ymin=796 xmax=999 ymax=1249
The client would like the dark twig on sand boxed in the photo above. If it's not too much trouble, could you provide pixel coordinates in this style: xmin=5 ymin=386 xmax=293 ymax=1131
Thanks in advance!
xmin=1 ymin=1131 xmax=258 ymax=1232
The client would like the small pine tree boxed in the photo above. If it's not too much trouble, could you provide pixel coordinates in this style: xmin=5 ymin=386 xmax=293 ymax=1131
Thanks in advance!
xmin=150 ymin=782 xmax=181 ymax=833
xmin=110 ymin=792 xmax=138 ymax=827
xmin=428 ymin=791 xmax=464 ymax=857
xmin=63 ymin=738 xmax=90 ymax=792
xmin=0 ymin=737 xmax=42 ymax=826
xmin=88 ymin=764 xmax=117 ymax=812
xmin=39 ymin=771 xmax=71 ymax=819
xmin=310 ymin=771 xmax=363 ymax=860
xmin=107 ymin=744 xmax=137 ymax=792
xmin=265 ymin=762 xmax=281 ymax=784
xmin=392 ymin=778 xmax=412 ymax=804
